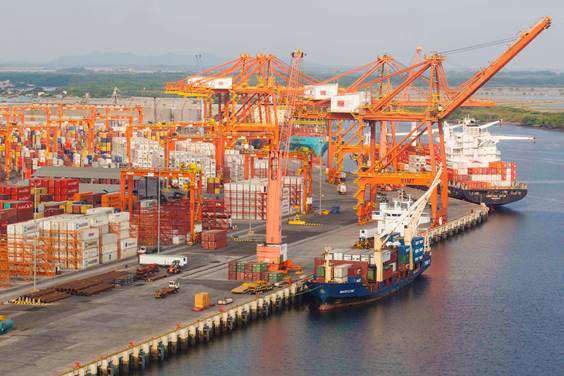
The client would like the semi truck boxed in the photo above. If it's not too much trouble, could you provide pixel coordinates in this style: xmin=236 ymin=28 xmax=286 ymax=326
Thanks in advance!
xmin=139 ymin=254 xmax=188 ymax=267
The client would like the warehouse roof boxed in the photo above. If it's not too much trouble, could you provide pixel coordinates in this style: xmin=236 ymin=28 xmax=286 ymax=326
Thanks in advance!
xmin=33 ymin=167 xmax=122 ymax=180
xmin=79 ymin=183 xmax=120 ymax=194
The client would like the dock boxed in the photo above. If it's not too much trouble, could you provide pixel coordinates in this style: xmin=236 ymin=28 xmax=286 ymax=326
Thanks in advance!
xmin=0 ymin=179 xmax=488 ymax=376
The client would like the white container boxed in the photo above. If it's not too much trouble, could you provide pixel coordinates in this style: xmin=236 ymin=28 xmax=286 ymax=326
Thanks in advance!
xmin=102 ymin=233 xmax=118 ymax=246
xmin=79 ymin=228 xmax=100 ymax=241
xmin=120 ymin=246 xmax=138 ymax=259
xmin=109 ymin=212 xmax=130 ymax=223
xmin=330 ymin=92 xmax=370 ymax=113
xmin=103 ymin=243 xmax=118 ymax=253
xmin=304 ymin=83 xmax=339 ymax=100
xmin=83 ymin=247 xmax=99 ymax=259
xmin=333 ymin=264 xmax=351 ymax=278
xmin=68 ymin=218 xmax=90 ymax=231
xmin=101 ymin=251 xmax=118 ymax=264
xmin=82 ymin=256 xmax=100 ymax=269
xmin=86 ymin=207 xmax=114 ymax=215
xmin=139 ymin=254 xmax=188 ymax=267
xmin=120 ymin=238 xmax=138 ymax=249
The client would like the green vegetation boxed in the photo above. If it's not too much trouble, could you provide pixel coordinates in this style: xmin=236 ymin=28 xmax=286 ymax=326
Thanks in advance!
xmin=450 ymin=106 xmax=564 ymax=129
xmin=0 ymin=71 xmax=189 ymax=98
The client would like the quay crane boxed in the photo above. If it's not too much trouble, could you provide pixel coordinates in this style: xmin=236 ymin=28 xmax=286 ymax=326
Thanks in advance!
xmin=256 ymin=49 xmax=306 ymax=273
xmin=349 ymin=16 xmax=551 ymax=224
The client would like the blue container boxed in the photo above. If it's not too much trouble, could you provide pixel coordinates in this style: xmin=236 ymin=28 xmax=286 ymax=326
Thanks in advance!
xmin=0 ymin=318 xmax=13 ymax=334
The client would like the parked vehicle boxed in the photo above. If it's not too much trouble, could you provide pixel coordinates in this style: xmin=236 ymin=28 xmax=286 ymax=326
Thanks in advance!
xmin=154 ymin=280 xmax=180 ymax=299
xmin=139 ymin=254 xmax=188 ymax=267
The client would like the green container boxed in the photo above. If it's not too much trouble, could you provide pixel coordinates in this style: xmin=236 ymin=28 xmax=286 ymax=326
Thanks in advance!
xmin=268 ymin=271 xmax=284 ymax=283
xmin=236 ymin=262 xmax=245 ymax=272
xmin=252 ymin=264 xmax=260 ymax=273
xmin=367 ymin=268 xmax=376 ymax=281
xmin=398 ymin=254 xmax=408 ymax=264
xmin=259 ymin=263 xmax=268 ymax=272
xmin=315 ymin=265 xmax=325 ymax=277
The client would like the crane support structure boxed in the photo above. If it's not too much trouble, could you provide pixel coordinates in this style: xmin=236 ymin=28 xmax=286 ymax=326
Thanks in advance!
xmin=119 ymin=167 xmax=203 ymax=243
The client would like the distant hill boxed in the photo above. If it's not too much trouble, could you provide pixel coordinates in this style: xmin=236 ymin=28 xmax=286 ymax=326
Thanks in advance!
xmin=48 ymin=52 xmax=228 ymax=70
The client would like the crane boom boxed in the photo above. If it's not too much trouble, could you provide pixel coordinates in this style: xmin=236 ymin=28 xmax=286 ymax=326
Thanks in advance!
xmin=439 ymin=17 xmax=551 ymax=119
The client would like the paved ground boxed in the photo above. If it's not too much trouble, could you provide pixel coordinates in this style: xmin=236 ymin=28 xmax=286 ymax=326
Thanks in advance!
xmin=0 ymin=174 xmax=479 ymax=376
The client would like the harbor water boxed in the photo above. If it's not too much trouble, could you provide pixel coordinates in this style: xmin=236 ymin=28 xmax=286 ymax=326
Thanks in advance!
xmin=144 ymin=124 xmax=564 ymax=376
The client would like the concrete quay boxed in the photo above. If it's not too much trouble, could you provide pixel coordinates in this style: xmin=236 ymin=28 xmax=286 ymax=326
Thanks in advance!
xmin=0 ymin=178 xmax=486 ymax=376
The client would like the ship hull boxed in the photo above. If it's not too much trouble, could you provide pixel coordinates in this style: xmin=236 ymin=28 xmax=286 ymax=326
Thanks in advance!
xmin=448 ymin=185 xmax=528 ymax=206
xmin=307 ymin=255 xmax=431 ymax=311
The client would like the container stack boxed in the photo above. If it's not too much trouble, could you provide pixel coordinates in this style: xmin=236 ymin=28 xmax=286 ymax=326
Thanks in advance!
xmin=169 ymin=153 xmax=216 ymax=179
xmin=224 ymin=150 xmax=244 ymax=183
xmin=101 ymin=192 xmax=121 ymax=208
xmin=228 ymin=261 xmax=270 ymax=281
xmin=175 ymin=140 xmax=215 ymax=158
xmin=202 ymin=200 xmax=230 ymax=230
xmin=253 ymin=158 xmax=268 ymax=178
xmin=206 ymin=177 xmax=222 ymax=195
xmin=30 ymin=178 xmax=80 ymax=201
xmin=224 ymin=179 xmax=295 ymax=220
xmin=201 ymin=229 xmax=227 ymax=250
xmin=5 ymin=209 xmax=136 ymax=278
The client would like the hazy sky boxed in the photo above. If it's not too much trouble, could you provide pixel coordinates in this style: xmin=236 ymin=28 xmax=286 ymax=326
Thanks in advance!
xmin=1 ymin=0 xmax=561 ymax=70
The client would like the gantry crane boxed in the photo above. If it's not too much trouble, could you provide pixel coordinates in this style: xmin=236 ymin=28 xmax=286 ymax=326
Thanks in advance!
xmin=165 ymin=53 xmax=320 ymax=175
xmin=352 ymin=16 xmax=551 ymax=224
xmin=256 ymin=49 xmax=306 ymax=272
xmin=119 ymin=166 xmax=203 ymax=244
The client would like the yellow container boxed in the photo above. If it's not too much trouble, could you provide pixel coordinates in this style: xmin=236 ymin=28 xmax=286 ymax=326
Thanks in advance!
xmin=194 ymin=292 xmax=210 ymax=309
xmin=80 ymin=205 xmax=93 ymax=214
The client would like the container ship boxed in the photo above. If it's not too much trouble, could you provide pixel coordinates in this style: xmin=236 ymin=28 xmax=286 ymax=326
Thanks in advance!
xmin=403 ymin=118 xmax=533 ymax=206
xmin=307 ymin=172 xmax=440 ymax=311
xmin=307 ymin=237 xmax=431 ymax=311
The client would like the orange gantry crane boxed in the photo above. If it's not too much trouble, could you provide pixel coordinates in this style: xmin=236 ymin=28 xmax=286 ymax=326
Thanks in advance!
xmin=241 ymin=147 xmax=314 ymax=214
xmin=349 ymin=16 xmax=551 ymax=224
xmin=164 ymin=53 xmax=320 ymax=175
xmin=256 ymin=49 xmax=306 ymax=272
xmin=119 ymin=166 xmax=203 ymax=243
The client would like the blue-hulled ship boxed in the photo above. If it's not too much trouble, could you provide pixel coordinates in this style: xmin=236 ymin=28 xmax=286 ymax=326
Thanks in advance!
xmin=306 ymin=236 xmax=431 ymax=311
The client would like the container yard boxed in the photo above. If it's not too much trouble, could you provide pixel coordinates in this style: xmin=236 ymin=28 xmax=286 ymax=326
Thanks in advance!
xmin=0 ymin=13 xmax=555 ymax=376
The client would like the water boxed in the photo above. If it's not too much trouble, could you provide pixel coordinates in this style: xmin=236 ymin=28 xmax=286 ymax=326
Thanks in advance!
xmin=145 ymin=125 xmax=564 ymax=376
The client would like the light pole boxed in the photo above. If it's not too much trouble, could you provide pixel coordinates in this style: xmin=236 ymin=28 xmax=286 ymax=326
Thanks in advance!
xmin=157 ymin=172 xmax=161 ymax=254
xmin=318 ymin=140 xmax=323 ymax=215
xmin=32 ymin=243 xmax=37 ymax=292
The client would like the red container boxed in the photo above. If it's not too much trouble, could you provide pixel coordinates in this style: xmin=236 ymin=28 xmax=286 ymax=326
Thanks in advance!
xmin=17 ymin=209 xmax=34 ymax=222
xmin=243 ymin=272 xmax=253 ymax=281
xmin=260 ymin=272 xmax=270 ymax=281
xmin=228 ymin=270 xmax=237 ymax=280
xmin=228 ymin=262 xmax=237 ymax=272
xmin=236 ymin=272 xmax=245 ymax=281
xmin=15 ymin=201 xmax=33 ymax=211
xmin=251 ymin=272 xmax=260 ymax=282
xmin=244 ymin=263 xmax=253 ymax=273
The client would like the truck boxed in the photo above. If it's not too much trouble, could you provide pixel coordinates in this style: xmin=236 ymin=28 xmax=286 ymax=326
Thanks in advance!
xmin=154 ymin=280 xmax=180 ymax=299
xmin=167 ymin=260 xmax=182 ymax=274
xmin=337 ymin=183 xmax=347 ymax=195
xmin=139 ymin=254 xmax=188 ymax=267
xmin=136 ymin=263 xmax=160 ymax=279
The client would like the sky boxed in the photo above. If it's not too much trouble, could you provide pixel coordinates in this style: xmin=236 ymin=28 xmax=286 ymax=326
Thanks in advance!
xmin=1 ymin=0 xmax=561 ymax=71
